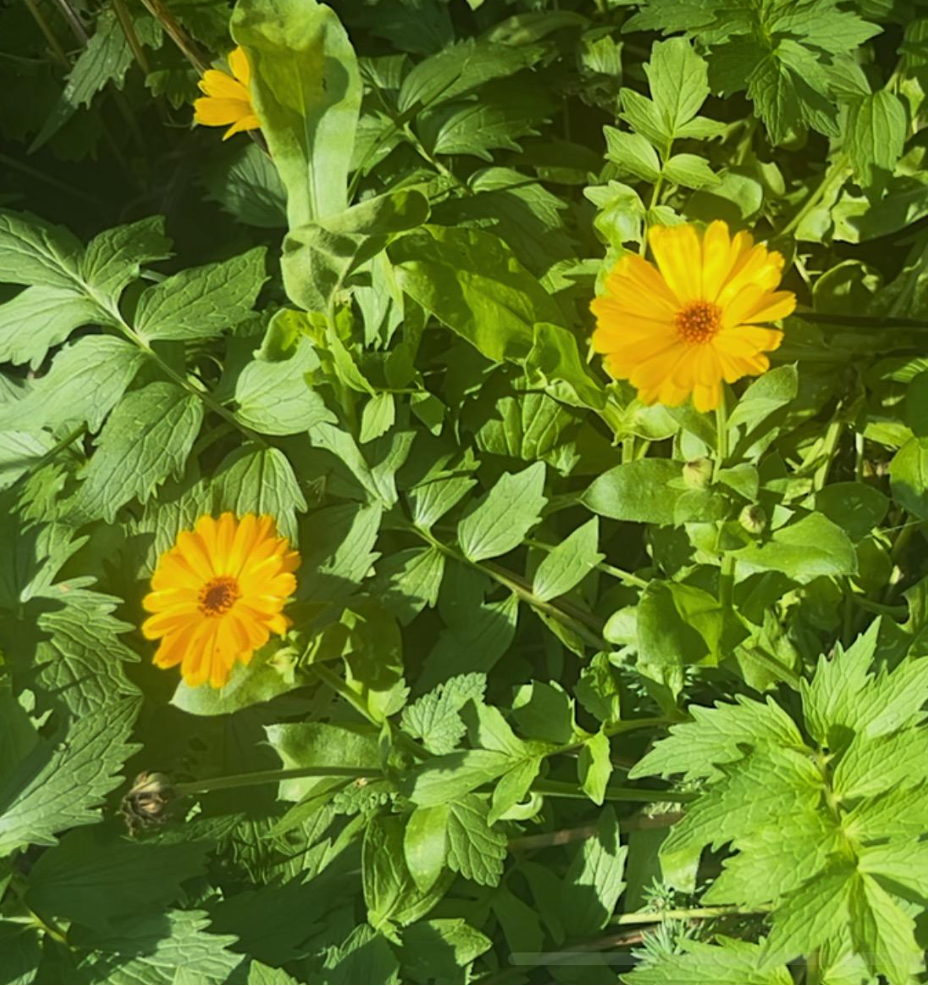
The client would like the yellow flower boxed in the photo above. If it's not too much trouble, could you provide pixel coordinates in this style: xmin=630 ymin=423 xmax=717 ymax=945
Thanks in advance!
xmin=193 ymin=46 xmax=260 ymax=140
xmin=142 ymin=513 xmax=299 ymax=688
xmin=591 ymin=220 xmax=796 ymax=412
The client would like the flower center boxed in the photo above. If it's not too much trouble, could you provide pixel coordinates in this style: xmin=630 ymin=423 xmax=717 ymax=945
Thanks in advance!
xmin=198 ymin=576 xmax=241 ymax=617
xmin=674 ymin=301 xmax=721 ymax=344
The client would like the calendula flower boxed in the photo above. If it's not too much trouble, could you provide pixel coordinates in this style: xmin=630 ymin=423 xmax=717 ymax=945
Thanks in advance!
xmin=142 ymin=513 xmax=299 ymax=688
xmin=193 ymin=46 xmax=259 ymax=140
xmin=591 ymin=220 xmax=795 ymax=412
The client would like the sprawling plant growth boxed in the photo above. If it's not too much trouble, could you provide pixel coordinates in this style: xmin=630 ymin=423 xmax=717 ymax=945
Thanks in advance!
xmin=2 ymin=0 xmax=928 ymax=982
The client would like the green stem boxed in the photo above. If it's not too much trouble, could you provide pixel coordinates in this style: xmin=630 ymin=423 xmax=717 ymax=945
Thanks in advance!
xmin=849 ymin=595 xmax=907 ymax=618
xmin=174 ymin=765 xmax=379 ymax=796
xmin=410 ymin=526 xmax=608 ymax=651
xmin=778 ymin=154 xmax=850 ymax=239
xmin=713 ymin=388 xmax=729 ymax=483
xmin=21 ymin=0 xmax=69 ymax=66
xmin=528 ymin=538 xmax=651 ymax=590
xmin=532 ymin=779 xmax=696 ymax=804
xmin=613 ymin=903 xmax=771 ymax=925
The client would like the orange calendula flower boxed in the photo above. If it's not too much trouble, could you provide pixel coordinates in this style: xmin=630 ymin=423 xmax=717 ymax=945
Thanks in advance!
xmin=142 ymin=513 xmax=299 ymax=688
xmin=193 ymin=46 xmax=260 ymax=140
xmin=591 ymin=220 xmax=796 ymax=412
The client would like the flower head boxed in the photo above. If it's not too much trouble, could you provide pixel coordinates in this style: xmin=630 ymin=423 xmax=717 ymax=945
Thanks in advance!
xmin=142 ymin=513 xmax=299 ymax=688
xmin=193 ymin=46 xmax=259 ymax=140
xmin=591 ymin=220 xmax=795 ymax=412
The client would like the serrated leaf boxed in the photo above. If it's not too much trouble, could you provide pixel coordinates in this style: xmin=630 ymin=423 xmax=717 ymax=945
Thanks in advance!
xmin=632 ymin=695 xmax=807 ymax=783
xmin=457 ymin=462 xmax=546 ymax=562
xmin=2 ymin=335 xmax=146 ymax=433
xmin=662 ymin=152 xmax=719 ymax=189
xmin=625 ymin=937 xmax=793 ymax=985
xmin=214 ymin=444 xmax=307 ymax=542
xmin=561 ymin=807 xmax=626 ymax=935
xmin=0 ymin=699 xmax=138 ymax=854
xmin=603 ymin=128 xmax=661 ymax=181
xmin=135 ymin=248 xmax=267 ymax=342
xmin=77 ymin=909 xmax=241 ymax=985
xmin=401 ymin=672 xmax=487 ymax=754
xmin=0 ymin=210 xmax=84 ymax=290
xmin=24 ymin=827 xmax=209 ymax=932
xmin=446 ymin=794 xmax=507 ymax=886
xmin=81 ymin=216 xmax=173 ymax=302
xmin=847 ymin=89 xmax=906 ymax=192
xmin=72 ymin=381 xmax=203 ymax=522
xmin=0 ymin=285 xmax=103 ymax=369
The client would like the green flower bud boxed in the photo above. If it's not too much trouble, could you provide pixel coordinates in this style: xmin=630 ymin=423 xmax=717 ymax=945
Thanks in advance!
xmin=683 ymin=458 xmax=713 ymax=490
xmin=739 ymin=504 xmax=767 ymax=535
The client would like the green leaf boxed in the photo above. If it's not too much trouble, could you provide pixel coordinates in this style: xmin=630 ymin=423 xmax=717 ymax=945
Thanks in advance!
xmin=248 ymin=961 xmax=298 ymax=985
xmin=264 ymin=721 xmax=380 ymax=802
xmin=733 ymin=512 xmax=858 ymax=584
xmin=662 ymin=153 xmax=719 ymax=189
xmin=0 ymin=699 xmax=138 ymax=854
xmin=582 ymin=459 xmax=682 ymax=525
xmin=360 ymin=392 xmax=396 ymax=444
xmin=526 ymin=322 xmax=607 ymax=410
xmin=631 ymin=694 xmax=806 ymax=782
xmin=561 ymin=807 xmax=626 ymax=935
xmin=24 ymin=827 xmax=209 ymax=932
xmin=446 ymin=794 xmax=507 ymax=886
xmin=232 ymin=0 xmax=361 ymax=226
xmin=0 ymin=209 xmax=84 ymax=290
xmin=172 ymin=641 xmax=302 ymax=716
xmin=235 ymin=337 xmax=334 ymax=436
xmin=603 ymin=128 xmax=661 ymax=182
xmin=637 ymin=580 xmax=728 ymax=667
xmin=625 ymin=937 xmax=793 ymax=985
xmin=890 ymin=438 xmax=928 ymax=521
xmin=645 ymin=37 xmax=710 ymax=144
xmin=847 ymin=89 xmax=907 ymax=192
xmin=0 ymin=285 xmax=103 ymax=369
xmin=72 ymin=381 xmax=204 ymax=523
xmin=404 ymin=805 xmax=449 ymax=893
xmin=81 ymin=216 xmax=172 ymax=303
xmin=578 ymin=730 xmax=612 ymax=806
xmin=363 ymin=815 xmax=451 ymax=929
xmin=203 ymin=142 xmax=287 ymax=230
xmin=761 ymin=864 xmax=855 ymax=967
xmin=404 ymin=749 xmax=514 ymax=807
xmin=397 ymin=38 xmax=540 ymax=113
xmin=814 ymin=482 xmax=888 ymax=542
xmin=310 ymin=421 xmax=413 ymax=507
xmin=401 ymin=672 xmax=487 ymax=755
xmin=297 ymin=502 xmax=382 ymax=604
xmin=457 ymin=462 xmax=547 ymax=562
xmin=135 ymin=248 xmax=267 ymax=341
xmin=282 ymin=188 xmax=429 ymax=313
xmin=77 ymin=909 xmax=241 ymax=985
xmin=848 ymin=871 xmax=925 ymax=984
xmin=213 ymin=444 xmax=308 ymax=543
xmin=388 ymin=225 xmax=565 ymax=363
xmin=0 ymin=922 xmax=41 ymax=986
xmin=374 ymin=546 xmax=446 ymax=625
xmin=2 ymin=335 xmax=146 ymax=433
xmin=399 ymin=919 xmax=492 ymax=984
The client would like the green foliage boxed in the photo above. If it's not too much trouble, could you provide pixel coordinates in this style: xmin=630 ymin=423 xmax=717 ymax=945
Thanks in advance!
xmin=2 ymin=0 xmax=928 ymax=981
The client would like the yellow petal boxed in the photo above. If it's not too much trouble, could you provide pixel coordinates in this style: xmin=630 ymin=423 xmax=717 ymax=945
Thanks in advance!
xmin=227 ymin=46 xmax=252 ymax=87
xmin=194 ymin=96 xmax=253 ymax=128
xmin=197 ymin=69 xmax=250 ymax=102
xmin=649 ymin=224 xmax=703 ymax=304
xmin=223 ymin=114 xmax=261 ymax=140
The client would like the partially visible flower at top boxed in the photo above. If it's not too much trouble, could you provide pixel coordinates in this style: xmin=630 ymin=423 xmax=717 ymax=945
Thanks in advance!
xmin=142 ymin=513 xmax=299 ymax=688
xmin=193 ymin=46 xmax=259 ymax=140
xmin=591 ymin=220 xmax=796 ymax=412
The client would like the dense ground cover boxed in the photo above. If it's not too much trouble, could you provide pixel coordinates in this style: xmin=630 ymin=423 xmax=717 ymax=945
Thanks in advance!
xmin=2 ymin=0 xmax=928 ymax=982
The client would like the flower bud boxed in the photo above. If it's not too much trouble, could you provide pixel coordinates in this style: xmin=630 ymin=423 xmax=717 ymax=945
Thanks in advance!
xmin=121 ymin=771 xmax=175 ymax=834
xmin=739 ymin=504 xmax=767 ymax=535
xmin=683 ymin=458 xmax=713 ymax=490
